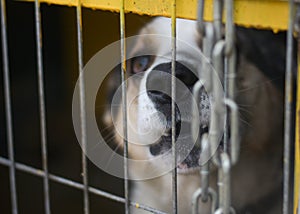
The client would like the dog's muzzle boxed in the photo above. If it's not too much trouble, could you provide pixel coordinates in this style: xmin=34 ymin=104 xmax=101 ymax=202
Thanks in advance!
xmin=145 ymin=61 xmax=210 ymax=171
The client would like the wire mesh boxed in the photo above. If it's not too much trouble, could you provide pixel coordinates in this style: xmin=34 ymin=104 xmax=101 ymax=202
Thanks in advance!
xmin=34 ymin=0 xmax=51 ymax=213
xmin=0 ymin=0 xmax=162 ymax=213
xmin=0 ymin=0 xmax=296 ymax=214
xmin=0 ymin=157 xmax=167 ymax=214
xmin=119 ymin=0 xmax=130 ymax=213
xmin=0 ymin=0 xmax=18 ymax=213
xmin=283 ymin=1 xmax=295 ymax=213
xmin=171 ymin=0 xmax=178 ymax=213
xmin=75 ymin=0 xmax=90 ymax=213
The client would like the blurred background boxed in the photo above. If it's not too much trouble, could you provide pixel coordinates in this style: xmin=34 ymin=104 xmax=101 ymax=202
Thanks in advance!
xmin=0 ymin=1 xmax=151 ymax=213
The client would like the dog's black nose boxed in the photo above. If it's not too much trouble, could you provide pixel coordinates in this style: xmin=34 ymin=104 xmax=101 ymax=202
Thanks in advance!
xmin=146 ymin=61 xmax=198 ymax=135
xmin=146 ymin=61 xmax=198 ymax=105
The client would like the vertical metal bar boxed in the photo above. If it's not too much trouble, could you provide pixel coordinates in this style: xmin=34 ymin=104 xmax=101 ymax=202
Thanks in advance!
xmin=224 ymin=0 xmax=234 ymax=56
xmin=76 ymin=1 xmax=90 ymax=214
xmin=213 ymin=0 xmax=223 ymax=41
xmin=225 ymin=0 xmax=236 ymax=100
xmin=34 ymin=1 xmax=51 ymax=214
xmin=0 ymin=1 xmax=18 ymax=213
xmin=284 ymin=1 xmax=295 ymax=214
xmin=120 ymin=0 xmax=129 ymax=213
xmin=224 ymin=0 xmax=235 ymax=156
xmin=171 ymin=1 xmax=177 ymax=213
xmin=225 ymin=49 xmax=237 ymax=163
xmin=197 ymin=0 xmax=205 ymax=38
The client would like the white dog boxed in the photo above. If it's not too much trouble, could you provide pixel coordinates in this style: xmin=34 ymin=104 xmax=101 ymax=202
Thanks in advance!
xmin=105 ymin=17 xmax=284 ymax=213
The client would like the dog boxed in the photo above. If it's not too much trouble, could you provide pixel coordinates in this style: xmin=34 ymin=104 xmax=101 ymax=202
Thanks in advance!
xmin=103 ymin=17 xmax=286 ymax=213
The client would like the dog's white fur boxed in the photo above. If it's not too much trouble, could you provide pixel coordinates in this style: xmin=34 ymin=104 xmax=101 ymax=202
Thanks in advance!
xmin=109 ymin=17 xmax=283 ymax=213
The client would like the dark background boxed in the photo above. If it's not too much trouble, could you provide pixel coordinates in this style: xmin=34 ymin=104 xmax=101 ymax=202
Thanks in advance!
xmin=0 ymin=1 xmax=151 ymax=213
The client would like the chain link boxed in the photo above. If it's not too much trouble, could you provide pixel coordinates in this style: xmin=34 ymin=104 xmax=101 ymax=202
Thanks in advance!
xmin=199 ymin=133 xmax=211 ymax=202
xmin=224 ymin=99 xmax=239 ymax=165
xmin=192 ymin=187 xmax=217 ymax=214
xmin=217 ymin=153 xmax=233 ymax=214
xmin=214 ymin=207 xmax=236 ymax=214
xmin=192 ymin=0 xmax=239 ymax=213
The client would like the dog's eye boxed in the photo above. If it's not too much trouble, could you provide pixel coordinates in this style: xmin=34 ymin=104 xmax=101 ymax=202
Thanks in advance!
xmin=132 ymin=56 xmax=151 ymax=74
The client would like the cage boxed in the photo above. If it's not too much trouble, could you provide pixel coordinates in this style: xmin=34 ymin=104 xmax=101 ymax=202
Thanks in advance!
xmin=0 ymin=0 xmax=299 ymax=214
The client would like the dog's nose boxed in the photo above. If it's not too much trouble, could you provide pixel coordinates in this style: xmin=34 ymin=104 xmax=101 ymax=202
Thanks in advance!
xmin=146 ymin=61 xmax=198 ymax=104
xmin=146 ymin=61 xmax=198 ymax=136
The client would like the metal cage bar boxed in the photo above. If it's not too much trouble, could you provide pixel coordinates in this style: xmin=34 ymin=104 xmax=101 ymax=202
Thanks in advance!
xmin=284 ymin=1 xmax=296 ymax=214
xmin=171 ymin=0 xmax=178 ymax=213
xmin=34 ymin=0 xmax=51 ymax=213
xmin=0 ymin=0 xmax=297 ymax=214
xmin=76 ymin=0 xmax=90 ymax=213
xmin=0 ymin=157 xmax=167 ymax=214
xmin=120 ymin=0 xmax=130 ymax=213
xmin=0 ymin=1 xmax=167 ymax=213
xmin=0 ymin=0 xmax=18 ymax=213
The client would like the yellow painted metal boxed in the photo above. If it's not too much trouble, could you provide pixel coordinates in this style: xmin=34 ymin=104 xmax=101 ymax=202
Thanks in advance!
xmin=294 ymin=54 xmax=300 ymax=214
xmin=21 ymin=0 xmax=288 ymax=31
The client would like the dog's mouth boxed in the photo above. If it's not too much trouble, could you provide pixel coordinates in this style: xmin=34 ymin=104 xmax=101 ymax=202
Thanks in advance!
xmin=144 ymin=60 xmax=212 ymax=174
xmin=149 ymin=124 xmax=209 ymax=174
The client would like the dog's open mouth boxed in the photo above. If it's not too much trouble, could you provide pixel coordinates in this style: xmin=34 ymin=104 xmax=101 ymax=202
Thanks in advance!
xmin=149 ymin=124 xmax=209 ymax=174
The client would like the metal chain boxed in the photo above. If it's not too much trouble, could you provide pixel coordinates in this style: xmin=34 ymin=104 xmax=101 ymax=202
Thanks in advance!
xmin=192 ymin=0 xmax=239 ymax=213
xmin=200 ymin=134 xmax=211 ymax=203
xmin=192 ymin=187 xmax=217 ymax=214
xmin=216 ymin=153 xmax=231 ymax=214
